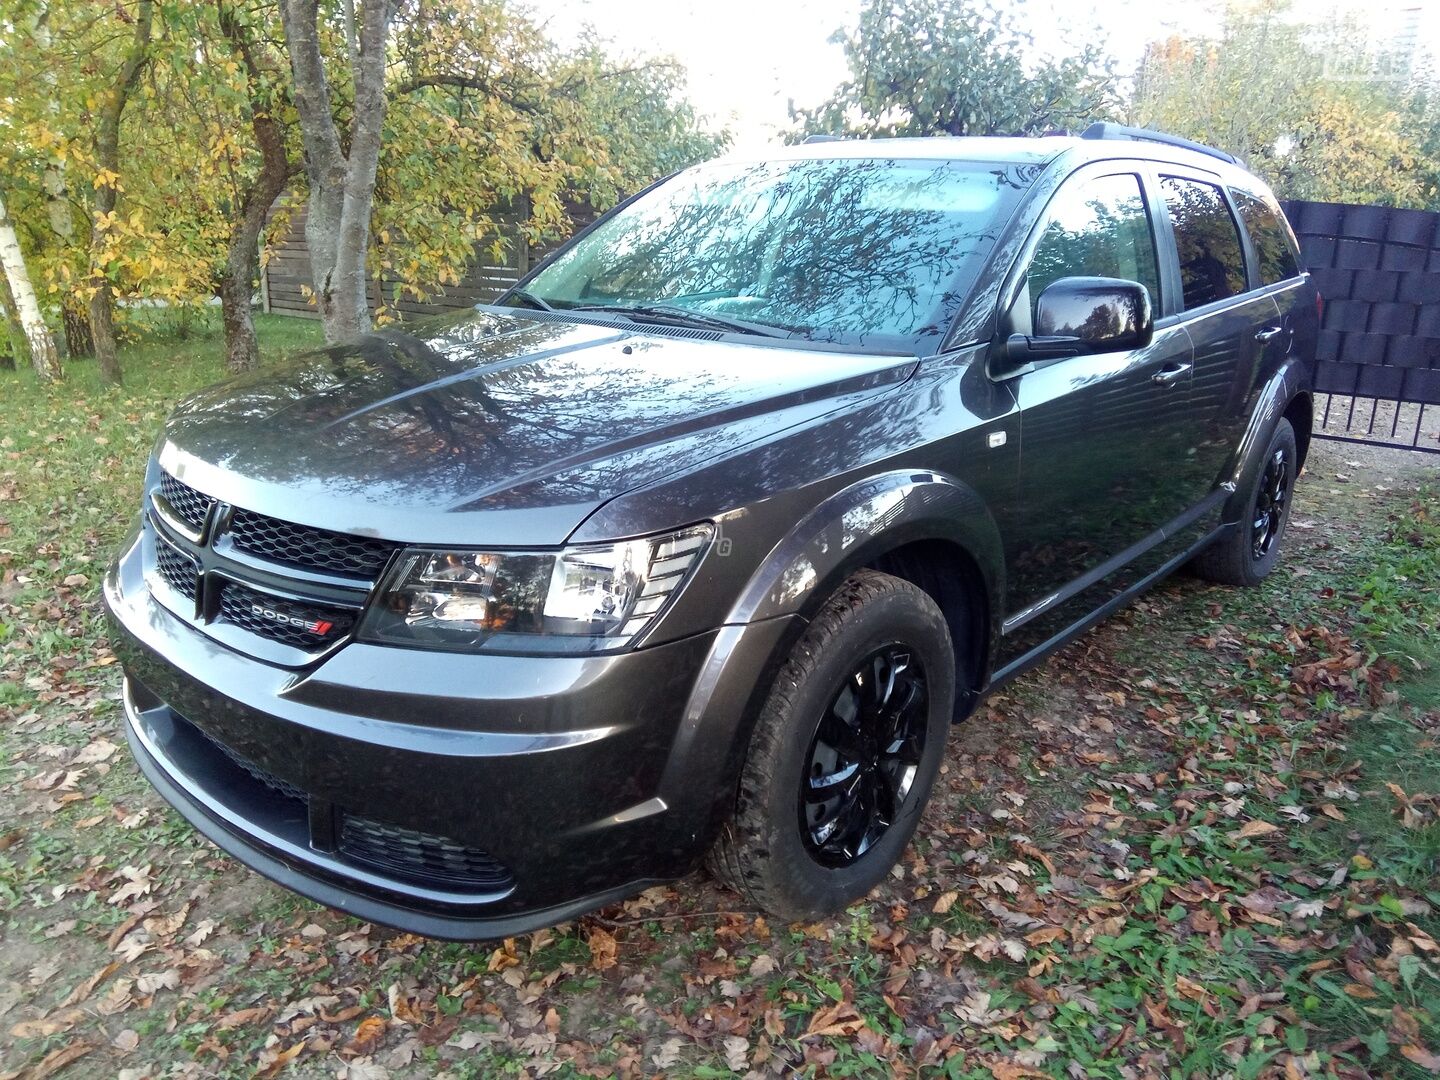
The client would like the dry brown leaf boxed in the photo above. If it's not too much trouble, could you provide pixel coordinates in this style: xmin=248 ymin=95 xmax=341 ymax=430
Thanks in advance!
xmin=26 ymin=1042 xmax=94 ymax=1080
xmin=803 ymin=1001 xmax=865 ymax=1039
xmin=587 ymin=926 xmax=618 ymax=971
xmin=348 ymin=1016 xmax=388 ymax=1052
xmin=932 ymin=891 xmax=959 ymax=914
xmin=1400 ymin=1044 xmax=1440 ymax=1071
xmin=1236 ymin=820 xmax=1281 ymax=840
xmin=216 ymin=1006 xmax=273 ymax=1030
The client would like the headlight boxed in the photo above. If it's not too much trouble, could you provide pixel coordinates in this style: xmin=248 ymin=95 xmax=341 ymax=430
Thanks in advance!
xmin=358 ymin=524 xmax=713 ymax=653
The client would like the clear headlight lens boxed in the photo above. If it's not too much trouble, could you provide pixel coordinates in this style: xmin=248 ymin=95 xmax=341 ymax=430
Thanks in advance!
xmin=359 ymin=524 xmax=713 ymax=653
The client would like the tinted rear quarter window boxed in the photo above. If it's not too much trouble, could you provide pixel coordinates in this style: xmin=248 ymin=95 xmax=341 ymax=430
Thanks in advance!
xmin=1159 ymin=177 xmax=1248 ymax=309
xmin=1231 ymin=189 xmax=1301 ymax=284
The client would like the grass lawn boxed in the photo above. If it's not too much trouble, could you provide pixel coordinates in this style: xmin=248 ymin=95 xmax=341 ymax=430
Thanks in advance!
xmin=1 ymin=315 xmax=1438 ymax=1079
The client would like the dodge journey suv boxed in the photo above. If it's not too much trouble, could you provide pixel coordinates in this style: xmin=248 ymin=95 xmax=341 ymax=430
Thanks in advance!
xmin=106 ymin=124 xmax=1318 ymax=937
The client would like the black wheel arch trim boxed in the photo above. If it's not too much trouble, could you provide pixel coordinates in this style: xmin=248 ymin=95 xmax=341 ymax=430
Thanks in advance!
xmin=1218 ymin=357 xmax=1312 ymax=527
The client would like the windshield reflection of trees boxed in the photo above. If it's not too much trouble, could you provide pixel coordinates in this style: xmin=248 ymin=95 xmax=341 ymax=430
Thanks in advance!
xmin=531 ymin=160 xmax=1035 ymax=344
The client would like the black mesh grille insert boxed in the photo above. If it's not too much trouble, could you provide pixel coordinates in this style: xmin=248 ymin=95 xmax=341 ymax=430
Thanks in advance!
xmin=157 ymin=472 xmax=214 ymax=533
xmin=217 ymin=580 xmax=356 ymax=650
xmin=154 ymin=537 xmax=199 ymax=601
xmin=228 ymin=509 xmax=396 ymax=580
xmin=197 ymin=726 xmax=308 ymax=803
xmin=339 ymin=815 xmax=514 ymax=891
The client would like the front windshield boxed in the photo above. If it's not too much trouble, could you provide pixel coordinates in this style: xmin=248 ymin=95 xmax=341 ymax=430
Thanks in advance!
xmin=521 ymin=156 xmax=1034 ymax=348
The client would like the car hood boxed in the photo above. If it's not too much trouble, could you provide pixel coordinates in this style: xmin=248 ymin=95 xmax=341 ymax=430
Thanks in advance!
xmin=157 ymin=310 xmax=916 ymax=546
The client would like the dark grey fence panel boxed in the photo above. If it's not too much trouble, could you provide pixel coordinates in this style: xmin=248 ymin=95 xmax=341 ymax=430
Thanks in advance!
xmin=1281 ymin=198 xmax=1440 ymax=452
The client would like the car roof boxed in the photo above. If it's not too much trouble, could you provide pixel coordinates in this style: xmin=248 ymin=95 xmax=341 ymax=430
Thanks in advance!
xmin=716 ymin=134 xmax=1259 ymax=186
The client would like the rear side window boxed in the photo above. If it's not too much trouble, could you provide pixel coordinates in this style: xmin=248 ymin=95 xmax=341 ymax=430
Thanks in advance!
xmin=1026 ymin=172 xmax=1161 ymax=321
xmin=1231 ymin=189 xmax=1301 ymax=284
xmin=1159 ymin=177 xmax=1247 ymax=309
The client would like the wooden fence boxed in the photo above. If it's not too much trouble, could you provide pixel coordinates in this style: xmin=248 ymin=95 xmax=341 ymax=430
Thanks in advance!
xmin=262 ymin=197 xmax=592 ymax=321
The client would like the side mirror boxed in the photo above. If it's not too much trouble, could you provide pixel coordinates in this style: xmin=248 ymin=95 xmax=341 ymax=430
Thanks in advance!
xmin=1005 ymin=276 xmax=1153 ymax=366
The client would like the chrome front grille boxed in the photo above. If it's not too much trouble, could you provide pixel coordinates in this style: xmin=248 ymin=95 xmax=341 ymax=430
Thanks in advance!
xmin=143 ymin=469 xmax=379 ymax=663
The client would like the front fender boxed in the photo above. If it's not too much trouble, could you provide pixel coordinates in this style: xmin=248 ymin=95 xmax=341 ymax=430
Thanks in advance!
xmin=667 ymin=469 xmax=1006 ymax=858
xmin=726 ymin=469 xmax=1005 ymax=630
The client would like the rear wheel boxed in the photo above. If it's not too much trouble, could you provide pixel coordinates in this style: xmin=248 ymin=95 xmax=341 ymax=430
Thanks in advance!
xmin=707 ymin=570 xmax=955 ymax=921
xmin=1193 ymin=418 xmax=1298 ymax=587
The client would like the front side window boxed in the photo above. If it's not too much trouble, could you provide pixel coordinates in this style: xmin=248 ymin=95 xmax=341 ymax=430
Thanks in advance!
xmin=1160 ymin=177 xmax=1248 ymax=309
xmin=1025 ymin=172 xmax=1161 ymax=322
xmin=1231 ymin=189 xmax=1301 ymax=285
xmin=522 ymin=157 xmax=1037 ymax=348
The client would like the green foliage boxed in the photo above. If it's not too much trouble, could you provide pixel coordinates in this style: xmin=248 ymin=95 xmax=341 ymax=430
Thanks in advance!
xmin=792 ymin=0 xmax=1117 ymax=139
xmin=1132 ymin=1 xmax=1436 ymax=208
xmin=0 ymin=0 xmax=724 ymax=343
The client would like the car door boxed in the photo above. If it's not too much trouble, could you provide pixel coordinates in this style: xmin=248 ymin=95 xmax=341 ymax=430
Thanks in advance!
xmin=1152 ymin=171 xmax=1281 ymax=549
xmin=995 ymin=166 xmax=1202 ymax=664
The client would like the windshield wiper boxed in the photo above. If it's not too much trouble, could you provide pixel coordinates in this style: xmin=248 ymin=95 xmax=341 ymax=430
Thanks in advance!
xmin=505 ymin=289 xmax=554 ymax=312
xmin=568 ymin=303 xmax=793 ymax=339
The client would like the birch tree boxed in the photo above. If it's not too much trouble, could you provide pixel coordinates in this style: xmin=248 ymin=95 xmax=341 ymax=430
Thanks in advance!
xmin=279 ymin=0 xmax=395 ymax=343
xmin=0 ymin=187 xmax=63 ymax=382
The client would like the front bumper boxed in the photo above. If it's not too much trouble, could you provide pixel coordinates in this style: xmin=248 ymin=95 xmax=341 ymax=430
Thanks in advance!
xmin=105 ymin=530 xmax=793 ymax=938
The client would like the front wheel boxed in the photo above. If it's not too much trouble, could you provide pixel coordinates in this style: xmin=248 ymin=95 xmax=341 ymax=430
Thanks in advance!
xmin=707 ymin=570 xmax=955 ymax=921
xmin=1193 ymin=417 xmax=1298 ymax=587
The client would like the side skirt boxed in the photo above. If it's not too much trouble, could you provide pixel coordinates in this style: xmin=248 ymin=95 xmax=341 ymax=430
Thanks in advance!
xmin=978 ymin=523 xmax=1228 ymax=698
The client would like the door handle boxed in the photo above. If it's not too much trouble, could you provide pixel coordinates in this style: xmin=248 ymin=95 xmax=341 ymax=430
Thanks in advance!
xmin=1151 ymin=362 xmax=1192 ymax=387
xmin=1254 ymin=325 xmax=1285 ymax=343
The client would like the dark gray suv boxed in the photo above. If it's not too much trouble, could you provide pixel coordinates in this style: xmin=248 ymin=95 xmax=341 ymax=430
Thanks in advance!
xmin=105 ymin=124 xmax=1318 ymax=938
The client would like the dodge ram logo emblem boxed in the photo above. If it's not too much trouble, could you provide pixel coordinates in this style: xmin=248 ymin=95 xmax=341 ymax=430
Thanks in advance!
xmin=249 ymin=603 xmax=334 ymax=636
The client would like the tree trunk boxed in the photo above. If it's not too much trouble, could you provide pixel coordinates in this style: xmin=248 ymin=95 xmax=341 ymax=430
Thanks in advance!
xmin=63 ymin=298 xmax=93 ymax=357
xmin=0 ymin=269 xmax=24 ymax=372
xmin=0 ymin=189 xmax=63 ymax=382
xmin=218 ymin=2 xmax=296 ymax=372
xmin=280 ymin=0 xmax=393 ymax=344
xmin=87 ymin=0 xmax=154 ymax=386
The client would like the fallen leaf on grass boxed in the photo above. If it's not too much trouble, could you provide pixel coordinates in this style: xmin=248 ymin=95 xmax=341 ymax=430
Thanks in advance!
xmin=803 ymin=1001 xmax=865 ymax=1039
xmin=651 ymin=1037 xmax=683 ymax=1069
xmin=135 ymin=969 xmax=179 ymax=994
xmin=10 ymin=1010 xmax=84 ymax=1039
xmin=216 ymin=1006 xmax=272 ymax=1030
xmin=112 ymin=1029 xmax=139 ymax=1053
xmin=1235 ymin=820 xmax=1281 ymax=840
xmin=586 ymin=925 xmax=618 ymax=971
xmin=348 ymin=1016 xmax=387 ymax=1053
xmin=1400 ymin=1044 xmax=1440 ymax=1071
xmin=722 ymin=1035 xmax=749 ymax=1071
xmin=25 ymin=1042 xmax=94 ymax=1080
xmin=932 ymin=890 xmax=959 ymax=914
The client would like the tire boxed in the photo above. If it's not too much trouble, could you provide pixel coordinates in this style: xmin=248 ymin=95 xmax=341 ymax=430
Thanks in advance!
xmin=1192 ymin=417 xmax=1298 ymax=587
xmin=706 ymin=569 xmax=956 ymax=921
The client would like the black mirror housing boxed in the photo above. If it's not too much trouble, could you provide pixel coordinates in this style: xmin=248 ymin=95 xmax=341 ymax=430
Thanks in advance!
xmin=1005 ymin=276 xmax=1154 ymax=367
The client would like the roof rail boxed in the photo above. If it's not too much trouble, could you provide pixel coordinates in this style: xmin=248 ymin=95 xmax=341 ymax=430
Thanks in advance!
xmin=802 ymin=134 xmax=843 ymax=144
xmin=1081 ymin=122 xmax=1237 ymax=165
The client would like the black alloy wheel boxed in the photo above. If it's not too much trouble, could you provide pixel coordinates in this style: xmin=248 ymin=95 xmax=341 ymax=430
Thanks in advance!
xmin=1251 ymin=448 xmax=1290 ymax=560
xmin=800 ymin=645 xmax=928 ymax=867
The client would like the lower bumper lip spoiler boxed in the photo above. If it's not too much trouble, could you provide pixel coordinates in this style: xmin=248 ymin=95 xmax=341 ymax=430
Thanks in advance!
xmin=121 ymin=679 xmax=661 ymax=941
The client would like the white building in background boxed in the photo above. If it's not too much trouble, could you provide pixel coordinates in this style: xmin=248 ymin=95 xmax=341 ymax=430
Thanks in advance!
xmin=1312 ymin=0 xmax=1440 ymax=84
